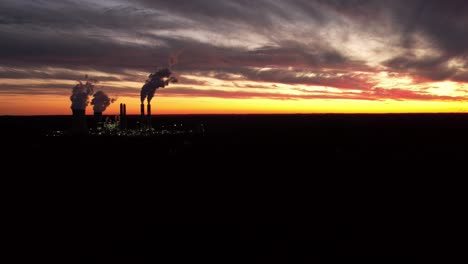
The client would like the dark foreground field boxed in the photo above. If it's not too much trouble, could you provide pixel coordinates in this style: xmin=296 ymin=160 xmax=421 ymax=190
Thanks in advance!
xmin=3 ymin=113 xmax=468 ymax=160
xmin=2 ymin=114 xmax=466 ymax=262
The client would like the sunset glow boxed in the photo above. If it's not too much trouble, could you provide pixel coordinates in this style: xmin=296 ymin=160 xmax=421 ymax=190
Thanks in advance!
xmin=1 ymin=0 xmax=467 ymax=115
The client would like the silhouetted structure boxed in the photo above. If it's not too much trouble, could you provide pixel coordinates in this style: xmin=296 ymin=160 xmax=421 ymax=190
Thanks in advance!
xmin=119 ymin=103 xmax=127 ymax=130
xmin=71 ymin=109 xmax=88 ymax=135
xmin=94 ymin=111 xmax=103 ymax=130
xmin=139 ymin=69 xmax=177 ymax=130
xmin=140 ymin=103 xmax=145 ymax=129
xmin=147 ymin=103 xmax=152 ymax=129
xmin=123 ymin=104 xmax=127 ymax=129
xmin=94 ymin=111 xmax=102 ymax=121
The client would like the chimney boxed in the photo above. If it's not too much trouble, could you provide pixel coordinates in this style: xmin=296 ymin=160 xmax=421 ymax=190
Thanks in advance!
xmin=71 ymin=109 xmax=88 ymax=135
xmin=140 ymin=103 xmax=145 ymax=129
xmin=119 ymin=103 xmax=124 ymax=130
xmin=123 ymin=103 xmax=127 ymax=130
xmin=147 ymin=103 xmax=152 ymax=128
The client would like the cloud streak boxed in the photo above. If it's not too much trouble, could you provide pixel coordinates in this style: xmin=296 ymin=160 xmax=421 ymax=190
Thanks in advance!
xmin=0 ymin=0 xmax=467 ymax=108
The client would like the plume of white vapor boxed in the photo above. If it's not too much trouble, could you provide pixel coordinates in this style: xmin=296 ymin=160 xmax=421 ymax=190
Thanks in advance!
xmin=140 ymin=68 xmax=177 ymax=103
xmin=70 ymin=76 xmax=96 ymax=110
xmin=91 ymin=90 xmax=116 ymax=113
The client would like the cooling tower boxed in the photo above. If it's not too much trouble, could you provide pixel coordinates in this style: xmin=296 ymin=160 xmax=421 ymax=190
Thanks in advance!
xmin=71 ymin=109 xmax=88 ymax=135
xmin=94 ymin=111 xmax=103 ymax=130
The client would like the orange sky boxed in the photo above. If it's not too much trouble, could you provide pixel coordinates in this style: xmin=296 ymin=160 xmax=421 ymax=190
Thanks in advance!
xmin=1 ymin=88 xmax=467 ymax=116
xmin=1 ymin=1 xmax=467 ymax=115
xmin=1 ymin=71 xmax=467 ymax=115
xmin=1 ymin=72 xmax=468 ymax=115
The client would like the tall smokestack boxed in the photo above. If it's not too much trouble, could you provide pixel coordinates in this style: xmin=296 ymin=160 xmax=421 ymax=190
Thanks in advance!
xmin=147 ymin=103 xmax=152 ymax=128
xmin=139 ymin=68 xmax=175 ymax=109
xmin=139 ymin=68 xmax=176 ymax=130
xmin=140 ymin=103 xmax=145 ymax=129
xmin=123 ymin=104 xmax=127 ymax=130
xmin=119 ymin=103 xmax=124 ymax=130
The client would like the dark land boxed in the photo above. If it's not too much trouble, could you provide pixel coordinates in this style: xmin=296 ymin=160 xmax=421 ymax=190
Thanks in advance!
xmin=4 ymin=113 xmax=468 ymax=158
xmin=3 ymin=114 xmax=466 ymax=262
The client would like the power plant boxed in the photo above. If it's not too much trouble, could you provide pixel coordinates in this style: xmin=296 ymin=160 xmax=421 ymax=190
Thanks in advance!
xmin=68 ymin=69 xmax=187 ymax=136
xmin=138 ymin=68 xmax=177 ymax=130
xmin=137 ymin=102 xmax=154 ymax=129
xmin=70 ymin=78 xmax=94 ymax=135
xmin=68 ymin=101 xmax=203 ymax=137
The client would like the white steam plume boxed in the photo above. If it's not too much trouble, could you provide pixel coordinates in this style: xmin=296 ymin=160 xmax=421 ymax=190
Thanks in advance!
xmin=70 ymin=76 xmax=96 ymax=110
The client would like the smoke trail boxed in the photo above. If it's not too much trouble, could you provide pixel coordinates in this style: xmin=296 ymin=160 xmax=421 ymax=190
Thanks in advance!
xmin=91 ymin=90 xmax=116 ymax=113
xmin=168 ymin=50 xmax=184 ymax=84
xmin=140 ymin=68 xmax=177 ymax=103
xmin=168 ymin=49 xmax=184 ymax=70
xmin=147 ymin=86 xmax=158 ymax=103
xmin=70 ymin=77 xmax=95 ymax=110
xmin=140 ymin=82 xmax=151 ymax=103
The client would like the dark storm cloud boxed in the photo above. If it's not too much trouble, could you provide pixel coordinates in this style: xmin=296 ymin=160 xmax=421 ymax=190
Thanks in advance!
xmin=235 ymin=44 xmax=354 ymax=69
xmin=304 ymin=0 xmax=467 ymax=57
xmin=0 ymin=82 xmax=136 ymax=97
xmin=0 ymin=0 xmax=177 ymax=30
xmin=238 ymin=68 xmax=374 ymax=90
xmin=379 ymin=0 xmax=468 ymax=80
xmin=0 ymin=0 xmax=356 ymax=69
xmin=158 ymin=86 xmax=464 ymax=102
xmin=453 ymin=71 xmax=468 ymax=83
xmin=0 ymin=66 xmax=121 ymax=82
xmin=0 ymin=26 xmax=165 ymax=69
xmin=1 ymin=0 xmax=467 ymax=101
xmin=185 ymin=66 xmax=374 ymax=90
xmin=384 ymin=55 xmax=455 ymax=81
xmin=158 ymin=86 xmax=373 ymax=100
xmin=299 ymin=0 xmax=468 ymax=82
xmin=398 ymin=0 xmax=468 ymax=55
xmin=0 ymin=83 xmax=73 ymax=95
xmin=134 ymin=0 xmax=303 ymax=27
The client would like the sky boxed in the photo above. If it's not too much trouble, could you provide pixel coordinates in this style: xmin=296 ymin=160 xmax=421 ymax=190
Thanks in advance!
xmin=1 ymin=0 xmax=468 ymax=115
